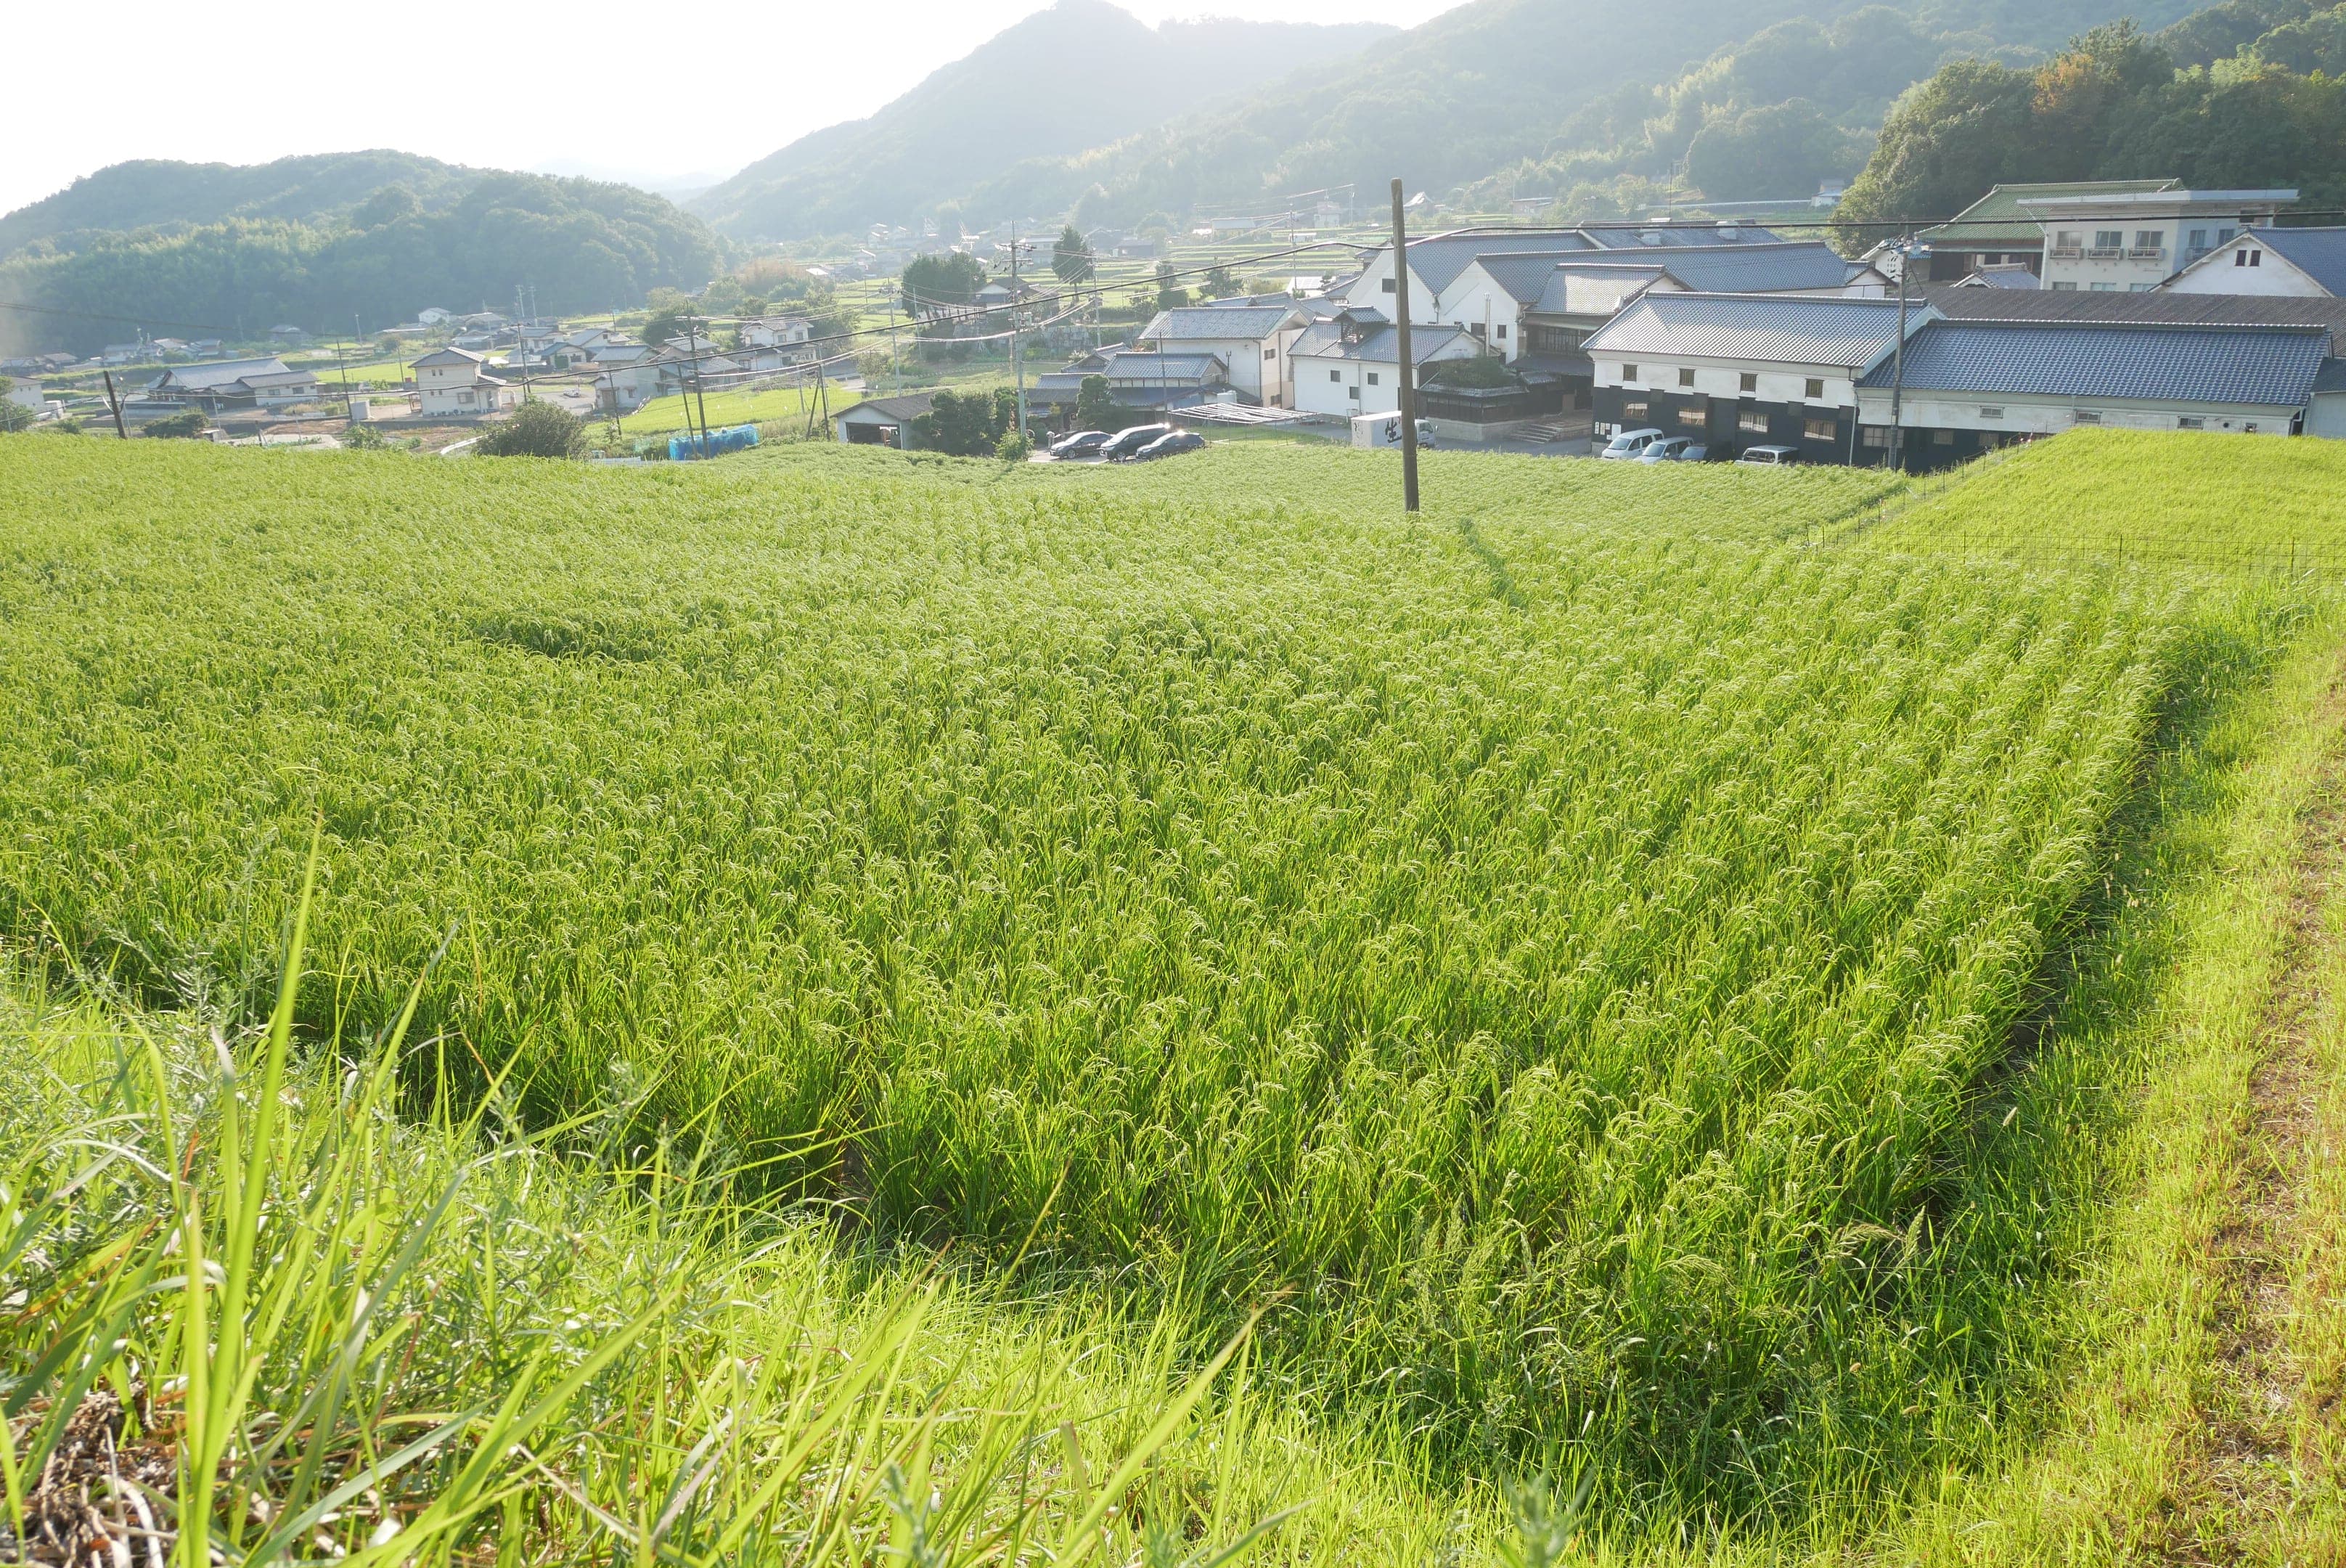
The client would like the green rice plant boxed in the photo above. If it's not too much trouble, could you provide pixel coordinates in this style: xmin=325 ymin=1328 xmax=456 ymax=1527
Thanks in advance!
xmin=0 ymin=436 xmax=2224 ymax=1530
xmin=1856 ymin=429 xmax=2346 ymax=576
xmin=0 ymin=879 xmax=1375 ymax=1564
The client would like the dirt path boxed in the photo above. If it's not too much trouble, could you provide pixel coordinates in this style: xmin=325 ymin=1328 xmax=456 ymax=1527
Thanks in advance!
xmin=2183 ymin=664 xmax=2346 ymax=1565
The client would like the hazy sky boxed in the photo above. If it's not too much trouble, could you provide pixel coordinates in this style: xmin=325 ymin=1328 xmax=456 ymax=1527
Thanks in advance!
xmin=6 ymin=0 xmax=1464 ymax=216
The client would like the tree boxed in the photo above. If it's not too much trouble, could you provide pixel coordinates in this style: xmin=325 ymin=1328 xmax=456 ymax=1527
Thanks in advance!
xmin=1685 ymin=101 xmax=1857 ymax=201
xmin=144 ymin=409 xmax=209 ymax=438
xmin=1833 ymin=59 xmax=2042 ymax=242
xmin=902 ymin=252 xmax=988 ymax=316
xmin=0 ymin=396 xmax=34 ymax=433
xmin=476 ymin=397 xmax=586 ymax=459
xmin=910 ymin=386 xmax=1017 ymax=455
xmin=1201 ymin=259 xmax=1241 ymax=299
xmin=1073 ymin=373 xmax=1118 ymax=431
xmin=1052 ymin=224 xmax=1095 ymax=286
xmin=1153 ymin=260 xmax=1188 ymax=311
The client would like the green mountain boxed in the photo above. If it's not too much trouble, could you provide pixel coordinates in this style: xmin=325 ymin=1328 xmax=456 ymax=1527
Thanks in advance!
xmin=0 ymin=150 xmax=478 ymax=258
xmin=0 ymin=167 xmax=722 ymax=356
xmin=687 ymin=0 xmax=1395 ymax=241
xmin=888 ymin=0 xmax=2220 ymax=231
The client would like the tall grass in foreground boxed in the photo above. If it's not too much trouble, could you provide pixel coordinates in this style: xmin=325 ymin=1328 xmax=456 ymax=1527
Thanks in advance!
xmin=1 ymin=868 xmax=1487 ymax=1565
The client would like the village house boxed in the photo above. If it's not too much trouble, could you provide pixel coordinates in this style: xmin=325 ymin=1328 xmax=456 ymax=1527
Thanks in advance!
xmin=1853 ymin=317 xmax=2329 ymax=454
xmin=1873 ymin=180 xmax=2184 ymax=283
xmin=269 ymin=324 xmax=309 ymax=348
xmin=1286 ymin=306 xmax=1483 ymax=419
xmin=412 ymin=346 xmax=508 ymax=417
xmin=739 ymin=316 xmax=814 ymax=351
xmin=2165 ymin=225 xmax=2346 ymax=298
xmin=1028 ymin=346 xmax=1232 ymax=421
xmin=1135 ymin=301 xmax=1312 ymax=406
xmin=1587 ymin=293 xmax=1923 ymax=460
xmin=144 ymin=356 xmax=322 ymax=412
xmin=2024 ymin=188 xmax=2294 ymax=292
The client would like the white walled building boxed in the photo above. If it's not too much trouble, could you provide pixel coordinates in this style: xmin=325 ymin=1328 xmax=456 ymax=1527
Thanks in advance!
xmin=1287 ymin=309 xmax=1483 ymax=418
xmin=2024 ymin=189 xmax=2295 ymax=292
xmin=413 ymin=346 xmax=509 ymax=417
xmin=1136 ymin=301 xmax=1311 ymax=405
xmin=2165 ymin=226 xmax=2346 ymax=298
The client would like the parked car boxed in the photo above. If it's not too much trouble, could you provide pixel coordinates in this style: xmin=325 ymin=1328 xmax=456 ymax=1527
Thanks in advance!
xmin=1132 ymin=430 xmax=1205 ymax=461
xmin=1736 ymin=445 xmax=1800 ymax=466
xmin=1050 ymin=430 xmax=1111 ymax=459
xmin=1677 ymin=443 xmax=1725 ymax=462
xmin=1100 ymin=423 xmax=1174 ymax=460
xmin=1635 ymin=436 xmax=1693 ymax=463
xmin=1598 ymin=427 xmax=1664 ymax=460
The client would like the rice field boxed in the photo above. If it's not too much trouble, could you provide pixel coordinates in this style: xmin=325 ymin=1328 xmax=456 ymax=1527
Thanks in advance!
xmin=4 ymin=430 xmax=2341 ymax=1559
xmin=1858 ymin=428 xmax=2346 ymax=575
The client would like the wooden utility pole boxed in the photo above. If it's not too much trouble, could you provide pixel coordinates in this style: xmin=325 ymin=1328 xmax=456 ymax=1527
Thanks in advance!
xmin=101 ymin=369 xmax=127 ymax=438
xmin=1389 ymin=178 xmax=1420 ymax=513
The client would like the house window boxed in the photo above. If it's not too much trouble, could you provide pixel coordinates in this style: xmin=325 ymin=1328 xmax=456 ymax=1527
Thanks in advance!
xmin=1738 ymin=407 xmax=1768 ymax=433
xmin=2190 ymin=228 xmax=2208 ymax=248
xmin=1620 ymin=363 xmax=1638 ymax=382
xmin=1804 ymin=377 xmax=1824 ymax=400
xmin=1979 ymin=407 xmax=2003 ymax=420
xmin=1932 ymin=428 xmax=1954 ymax=445
xmin=1861 ymin=425 xmax=1892 ymax=448
xmin=2051 ymin=282 xmax=2079 ymax=292
xmin=2135 ymin=229 xmax=2162 ymax=249
xmin=2090 ymin=283 xmax=2117 ymax=293
xmin=1349 ymin=385 xmax=1360 ymax=399
xmin=1496 ymin=324 xmax=1508 ymax=340
xmin=1263 ymin=347 xmax=1275 ymax=359
xmin=1678 ymin=401 xmax=1707 ymax=428
xmin=2240 ymin=249 xmax=2263 ymax=267
xmin=2074 ymin=410 xmax=2101 ymax=424
xmin=1367 ymin=372 xmax=1379 ymax=385
xmin=2178 ymin=416 xmax=2205 ymax=430
xmin=1622 ymin=400 xmax=1648 ymax=422
xmin=2094 ymin=229 xmax=2125 ymax=250
xmin=1381 ymin=277 xmax=1397 ymax=293
xmin=2056 ymin=231 xmax=2080 ymax=249
xmin=1802 ymin=416 xmax=1835 ymax=441
xmin=1330 ymin=369 xmax=1341 ymax=382
xmin=1739 ymin=372 xmax=1757 ymax=392
xmin=1677 ymin=367 xmax=1695 ymax=387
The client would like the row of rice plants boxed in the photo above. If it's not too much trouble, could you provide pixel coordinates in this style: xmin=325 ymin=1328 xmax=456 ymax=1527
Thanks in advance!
xmin=1856 ymin=429 xmax=2346 ymax=576
xmin=0 ymin=438 xmax=2176 ymax=1520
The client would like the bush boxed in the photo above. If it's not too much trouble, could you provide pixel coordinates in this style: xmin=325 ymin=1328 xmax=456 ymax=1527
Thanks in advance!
xmin=0 ymin=399 xmax=35 ymax=435
xmin=995 ymin=428 xmax=1031 ymax=462
xmin=340 ymin=421 xmax=390 ymax=450
xmin=476 ymin=398 xmax=586 ymax=460
xmin=144 ymin=409 xmax=210 ymax=439
xmin=1424 ymin=354 xmax=1523 ymax=390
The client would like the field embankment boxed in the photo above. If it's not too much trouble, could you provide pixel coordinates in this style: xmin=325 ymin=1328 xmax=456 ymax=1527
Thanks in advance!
xmin=4 ymin=430 xmax=2343 ymax=1560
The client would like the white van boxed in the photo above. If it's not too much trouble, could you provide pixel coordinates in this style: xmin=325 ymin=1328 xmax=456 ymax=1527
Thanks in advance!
xmin=1735 ymin=445 xmax=1800 ymax=467
xmin=1598 ymin=427 xmax=1664 ymax=460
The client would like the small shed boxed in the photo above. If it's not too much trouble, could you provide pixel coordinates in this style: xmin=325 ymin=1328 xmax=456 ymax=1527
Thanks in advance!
xmin=834 ymin=391 xmax=938 ymax=449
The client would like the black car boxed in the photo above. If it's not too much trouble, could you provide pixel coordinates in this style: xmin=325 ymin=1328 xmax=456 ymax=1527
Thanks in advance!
xmin=1099 ymin=423 xmax=1174 ymax=460
xmin=1131 ymin=430 xmax=1205 ymax=461
xmin=1049 ymin=430 xmax=1111 ymax=459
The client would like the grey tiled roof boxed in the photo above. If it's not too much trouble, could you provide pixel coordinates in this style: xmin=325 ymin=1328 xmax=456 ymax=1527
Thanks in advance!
xmin=150 ymin=357 xmax=297 ymax=390
xmin=1855 ymin=319 xmax=2329 ymax=405
xmin=1532 ymin=264 xmax=1668 ymax=318
xmin=1401 ymin=230 xmax=1595 ymax=293
xmin=1579 ymin=223 xmax=1785 ymax=248
xmin=2315 ymin=357 xmax=2346 ymax=393
xmin=1290 ymin=321 xmax=1476 ymax=364
xmin=1924 ymin=285 xmax=2346 ymax=339
xmin=2255 ymin=226 xmax=2346 ymax=295
xmin=1584 ymin=293 xmax=1915 ymax=369
xmin=1648 ymin=242 xmax=1869 ymax=293
xmin=1468 ymin=252 xmax=1603 ymax=303
xmin=1142 ymin=304 xmax=1304 ymax=340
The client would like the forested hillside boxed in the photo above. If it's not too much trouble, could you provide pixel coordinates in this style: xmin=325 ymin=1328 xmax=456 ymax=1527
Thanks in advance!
xmin=1834 ymin=15 xmax=2346 ymax=236
xmin=949 ymin=0 xmax=2206 ymax=229
xmin=0 ymin=171 xmax=722 ymax=355
xmin=0 ymin=150 xmax=477 ymax=258
xmin=687 ymin=0 xmax=1394 ymax=240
